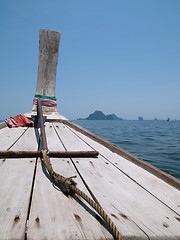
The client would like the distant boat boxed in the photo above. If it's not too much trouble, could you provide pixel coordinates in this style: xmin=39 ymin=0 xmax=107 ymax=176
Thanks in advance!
xmin=166 ymin=118 xmax=170 ymax=122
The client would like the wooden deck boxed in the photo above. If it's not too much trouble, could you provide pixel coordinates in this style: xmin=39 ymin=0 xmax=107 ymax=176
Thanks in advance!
xmin=0 ymin=118 xmax=180 ymax=240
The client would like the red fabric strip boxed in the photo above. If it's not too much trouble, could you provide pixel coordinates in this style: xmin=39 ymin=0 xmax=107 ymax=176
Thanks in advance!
xmin=5 ymin=115 xmax=34 ymax=128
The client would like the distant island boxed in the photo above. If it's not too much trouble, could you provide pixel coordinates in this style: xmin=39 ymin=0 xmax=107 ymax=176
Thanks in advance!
xmin=77 ymin=110 xmax=123 ymax=120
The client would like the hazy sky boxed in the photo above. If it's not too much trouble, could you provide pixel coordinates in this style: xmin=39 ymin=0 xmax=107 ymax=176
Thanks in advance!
xmin=0 ymin=0 xmax=180 ymax=120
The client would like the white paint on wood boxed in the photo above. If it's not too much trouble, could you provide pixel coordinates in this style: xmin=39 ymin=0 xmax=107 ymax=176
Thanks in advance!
xmin=0 ymin=159 xmax=35 ymax=240
xmin=53 ymin=123 xmax=180 ymax=239
xmin=10 ymin=127 xmax=39 ymax=151
xmin=67 ymin=125 xmax=180 ymax=216
xmin=25 ymin=111 xmax=68 ymax=120
xmin=45 ymin=122 xmax=66 ymax=151
xmin=0 ymin=127 xmax=38 ymax=239
xmin=1 ymin=121 xmax=179 ymax=239
xmin=53 ymin=123 xmax=148 ymax=239
xmin=27 ymin=122 xmax=113 ymax=239
xmin=0 ymin=127 xmax=27 ymax=151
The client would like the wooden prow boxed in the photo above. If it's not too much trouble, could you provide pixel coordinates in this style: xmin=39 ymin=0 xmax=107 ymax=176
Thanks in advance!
xmin=32 ymin=29 xmax=61 ymax=113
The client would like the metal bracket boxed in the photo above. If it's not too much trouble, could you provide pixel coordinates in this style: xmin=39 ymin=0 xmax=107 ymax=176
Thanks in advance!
xmin=31 ymin=115 xmax=47 ymax=128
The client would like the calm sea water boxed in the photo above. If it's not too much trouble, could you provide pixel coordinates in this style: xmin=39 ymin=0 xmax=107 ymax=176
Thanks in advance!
xmin=74 ymin=120 xmax=180 ymax=180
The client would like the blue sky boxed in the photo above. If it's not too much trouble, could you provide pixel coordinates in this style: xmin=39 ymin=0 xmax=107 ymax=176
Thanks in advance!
xmin=0 ymin=0 xmax=180 ymax=120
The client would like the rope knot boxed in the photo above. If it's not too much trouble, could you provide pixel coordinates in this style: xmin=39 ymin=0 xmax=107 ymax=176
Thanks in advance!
xmin=52 ymin=171 xmax=77 ymax=195
xmin=62 ymin=176 xmax=77 ymax=195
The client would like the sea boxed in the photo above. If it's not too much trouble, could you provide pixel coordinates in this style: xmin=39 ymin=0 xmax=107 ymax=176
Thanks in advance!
xmin=73 ymin=120 xmax=180 ymax=180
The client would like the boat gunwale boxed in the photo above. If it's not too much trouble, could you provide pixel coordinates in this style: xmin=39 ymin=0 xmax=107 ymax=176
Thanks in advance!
xmin=0 ymin=122 xmax=7 ymax=129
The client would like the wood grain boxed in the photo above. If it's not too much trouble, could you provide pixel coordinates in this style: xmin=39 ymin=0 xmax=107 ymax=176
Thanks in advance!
xmin=67 ymin=123 xmax=180 ymax=215
xmin=0 ymin=127 xmax=38 ymax=239
xmin=63 ymin=120 xmax=180 ymax=191
xmin=36 ymin=29 xmax=60 ymax=97
xmin=27 ymin=122 xmax=113 ymax=239
xmin=53 ymin=122 xmax=180 ymax=239
xmin=0 ymin=126 xmax=27 ymax=150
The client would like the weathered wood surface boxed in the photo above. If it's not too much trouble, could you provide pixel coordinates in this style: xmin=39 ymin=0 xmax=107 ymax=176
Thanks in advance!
xmin=0 ymin=126 xmax=27 ymax=150
xmin=1 ymin=122 xmax=180 ymax=239
xmin=0 ymin=150 xmax=99 ymax=158
xmin=0 ymin=121 xmax=7 ymax=130
xmin=27 ymin=122 xmax=113 ymax=239
xmin=53 ymin=122 xmax=180 ymax=239
xmin=32 ymin=29 xmax=60 ymax=113
xmin=0 ymin=127 xmax=38 ymax=239
xmin=64 ymin=120 xmax=180 ymax=191
xmin=2 ymin=27 xmax=180 ymax=239
xmin=67 ymin=124 xmax=180 ymax=215
xmin=36 ymin=30 xmax=60 ymax=97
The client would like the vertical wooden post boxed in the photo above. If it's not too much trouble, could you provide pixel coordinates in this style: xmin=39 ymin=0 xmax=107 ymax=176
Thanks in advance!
xmin=33 ymin=29 xmax=61 ymax=113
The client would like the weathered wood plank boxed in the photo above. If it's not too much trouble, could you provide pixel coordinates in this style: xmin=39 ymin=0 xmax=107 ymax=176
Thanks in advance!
xmin=54 ymin=122 xmax=180 ymax=239
xmin=67 ymin=124 xmax=180 ymax=216
xmin=27 ymin=122 xmax=113 ymax=239
xmin=64 ymin=120 xmax=180 ymax=191
xmin=0 ymin=121 xmax=7 ymax=129
xmin=10 ymin=127 xmax=39 ymax=151
xmin=0 ymin=127 xmax=27 ymax=150
xmin=0 ymin=127 xmax=38 ymax=239
xmin=0 ymin=160 xmax=35 ymax=240
xmin=32 ymin=30 xmax=60 ymax=113
xmin=53 ymin=123 xmax=148 ymax=239
xmin=36 ymin=30 xmax=60 ymax=97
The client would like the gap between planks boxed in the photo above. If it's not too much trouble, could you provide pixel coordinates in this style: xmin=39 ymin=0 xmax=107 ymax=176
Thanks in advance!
xmin=64 ymin=122 xmax=180 ymax=217
xmin=53 ymin=122 xmax=180 ymax=239
xmin=27 ymin=122 xmax=113 ymax=239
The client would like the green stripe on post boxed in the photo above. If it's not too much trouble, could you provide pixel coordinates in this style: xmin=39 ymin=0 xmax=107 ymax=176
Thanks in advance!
xmin=35 ymin=94 xmax=56 ymax=101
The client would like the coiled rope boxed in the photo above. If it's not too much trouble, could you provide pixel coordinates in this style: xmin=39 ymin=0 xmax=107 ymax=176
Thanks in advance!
xmin=42 ymin=149 xmax=122 ymax=240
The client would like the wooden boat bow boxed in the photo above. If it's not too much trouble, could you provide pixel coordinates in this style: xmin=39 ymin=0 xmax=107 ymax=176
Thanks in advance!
xmin=0 ymin=29 xmax=180 ymax=240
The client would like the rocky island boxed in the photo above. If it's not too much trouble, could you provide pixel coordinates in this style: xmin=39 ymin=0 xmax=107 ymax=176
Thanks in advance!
xmin=77 ymin=110 xmax=123 ymax=120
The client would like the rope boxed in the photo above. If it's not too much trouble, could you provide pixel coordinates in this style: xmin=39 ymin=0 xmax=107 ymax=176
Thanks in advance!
xmin=33 ymin=97 xmax=57 ymax=107
xmin=42 ymin=149 xmax=122 ymax=240
xmin=34 ymin=94 xmax=57 ymax=107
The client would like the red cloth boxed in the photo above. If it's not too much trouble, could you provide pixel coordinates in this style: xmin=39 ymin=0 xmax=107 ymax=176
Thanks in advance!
xmin=5 ymin=118 xmax=19 ymax=128
xmin=5 ymin=114 xmax=34 ymax=128
xmin=33 ymin=97 xmax=57 ymax=107
xmin=12 ymin=116 xmax=26 ymax=127
xmin=18 ymin=114 xmax=34 ymax=127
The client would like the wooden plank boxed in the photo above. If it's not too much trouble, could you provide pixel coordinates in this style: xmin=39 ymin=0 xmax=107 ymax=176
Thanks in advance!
xmin=0 ymin=127 xmax=27 ymax=151
xmin=53 ymin=123 xmax=148 ymax=239
xmin=0 ymin=121 xmax=7 ymax=129
xmin=67 ymin=124 xmax=180 ymax=216
xmin=64 ymin=120 xmax=180 ymax=191
xmin=27 ymin=122 xmax=113 ymax=239
xmin=36 ymin=30 xmax=60 ymax=97
xmin=33 ymin=30 xmax=60 ymax=113
xmin=0 ymin=127 xmax=38 ymax=239
xmin=54 ymin=122 xmax=180 ymax=239
xmin=0 ymin=159 xmax=35 ymax=239
xmin=10 ymin=127 xmax=39 ymax=151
